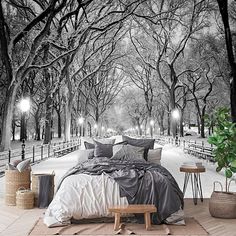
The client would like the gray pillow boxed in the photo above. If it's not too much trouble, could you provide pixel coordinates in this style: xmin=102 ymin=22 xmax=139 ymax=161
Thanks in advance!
xmin=111 ymin=145 xmax=144 ymax=161
xmin=94 ymin=140 xmax=113 ymax=158
xmin=122 ymin=135 xmax=155 ymax=160
xmin=94 ymin=138 xmax=116 ymax=145
xmin=84 ymin=141 xmax=95 ymax=149
xmin=112 ymin=141 xmax=128 ymax=155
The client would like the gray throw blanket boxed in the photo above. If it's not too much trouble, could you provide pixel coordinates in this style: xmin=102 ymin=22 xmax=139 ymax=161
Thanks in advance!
xmin=38 ymin=175 xmax=54 ymax=208
xmin=57 ymin=157 xmax=184 ymax=224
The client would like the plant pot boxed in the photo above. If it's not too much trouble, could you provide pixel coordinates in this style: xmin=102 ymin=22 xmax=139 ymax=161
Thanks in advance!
xmin=209 ymin=190 xmax=236 ymax=219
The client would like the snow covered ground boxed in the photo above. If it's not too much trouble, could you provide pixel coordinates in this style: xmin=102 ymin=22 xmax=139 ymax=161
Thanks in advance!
xmin=161 ymin=144 xmax=236 ymax=197
xmin=0 ymin=141 xmax=235 ymax=199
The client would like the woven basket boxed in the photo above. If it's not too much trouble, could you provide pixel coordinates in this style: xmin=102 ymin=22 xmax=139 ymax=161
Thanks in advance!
xmin=5 ymin=169 xmax=31 ymax=206
xmin=209 ymin=181 xmax=236 ymax=219
xmin=31 ymin=173 xmax=55 ymax=206
xmin=16 ymin=188 xmax=34 ymax=209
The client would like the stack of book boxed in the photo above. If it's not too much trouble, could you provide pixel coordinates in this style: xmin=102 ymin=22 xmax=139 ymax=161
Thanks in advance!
xmin=181 ymin=162 xmax=204 ymax=168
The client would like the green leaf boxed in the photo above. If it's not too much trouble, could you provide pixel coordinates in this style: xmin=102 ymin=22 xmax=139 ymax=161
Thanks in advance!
xmin=216 ymin=166 xmax=222 ymax=172
xmin=225 ymin=169 xmax=232 ymax=178
xmin=230 ymin=167 xmax=236 ymax=173
xmin=231 ymin=160 xmax=236 ymax=168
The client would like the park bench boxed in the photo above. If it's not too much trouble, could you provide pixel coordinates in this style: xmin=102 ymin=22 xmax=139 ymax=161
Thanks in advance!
xmin=184 ymin=143 xmax=215 ymax=162
xmin=155 ymin=138 xmax=166 ymax=146
xmin=53 ymin=143 xmax=80 ymax=157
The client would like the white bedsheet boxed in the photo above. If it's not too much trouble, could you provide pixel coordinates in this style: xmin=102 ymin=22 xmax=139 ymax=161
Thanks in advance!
xmin=44 ymin=173 xmax=128 ymax=227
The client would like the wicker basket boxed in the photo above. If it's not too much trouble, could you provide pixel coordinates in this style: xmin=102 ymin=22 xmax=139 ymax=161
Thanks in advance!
xmin=16 ymin=188 xmax=34 ymax=209
xmin=5 ymin=169 xmax=31 ymax=206
xmin=209 ymin=181 xmax=236 ymax=219
xmin=31 ymin=173 xmax=55 ymax=206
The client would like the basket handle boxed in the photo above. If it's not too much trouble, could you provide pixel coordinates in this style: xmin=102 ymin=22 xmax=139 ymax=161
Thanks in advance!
xmin=213 ymin=181 xmax=223 ymax=192
xmin=17 ymin=187 xmax=27 ymax=193
xmin=228 ymin=179 xmax=235 ymax=191
xmin=18 ymin=187 xmax=26 ymax=191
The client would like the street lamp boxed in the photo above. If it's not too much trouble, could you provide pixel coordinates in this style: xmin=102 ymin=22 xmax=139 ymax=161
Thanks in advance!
xmin=171 ymin=108 xmax=180 ymax=144
xmin=150 ymin=120 xmax=154 ymax=138
xmin=171 ymin=109 xmax=180 ymax=121
xmin=78 ymin=117 xmax=84 ymax=137
xmin=19 ymin=98 xmax=30 ymax=160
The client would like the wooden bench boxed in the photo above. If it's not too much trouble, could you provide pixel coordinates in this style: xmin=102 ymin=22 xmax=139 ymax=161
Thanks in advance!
xmin=108 ymin=204 xmax=157 ymax=231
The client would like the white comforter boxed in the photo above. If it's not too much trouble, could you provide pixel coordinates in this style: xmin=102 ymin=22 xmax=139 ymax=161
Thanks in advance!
xmin=44 ymin=173 xmax=128 ymax=227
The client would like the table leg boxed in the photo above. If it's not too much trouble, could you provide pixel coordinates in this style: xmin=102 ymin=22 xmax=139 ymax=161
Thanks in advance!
xmin=114 ymin=213 xmax=121 ymax=231
xmin=144 ymin=212 xmax=151 ymax=230
xmin=183 ymin=173 xmax=190 ymax=196
xmin=190 ymin=173 xmax=197 ymax=205
xmin=197 ymin=173 xmax=204 ymax=202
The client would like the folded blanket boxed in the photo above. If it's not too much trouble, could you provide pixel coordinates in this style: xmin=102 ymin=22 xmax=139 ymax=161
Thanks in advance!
xmin=38 ymin=175 xmax=54 ymax=208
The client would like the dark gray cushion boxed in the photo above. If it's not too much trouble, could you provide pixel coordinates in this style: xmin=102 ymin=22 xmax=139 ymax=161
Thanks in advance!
xmin=94 ymin=140 xmax=113 ymax=158
xmin=122 ymin=135 xmax=155 ymax=160
xmin=84 ymin=141 xmax=95 ymax=149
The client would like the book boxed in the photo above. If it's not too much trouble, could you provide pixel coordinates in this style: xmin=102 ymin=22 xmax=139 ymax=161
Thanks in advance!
xmin=181 ymin=162 xmax=203 ymax=167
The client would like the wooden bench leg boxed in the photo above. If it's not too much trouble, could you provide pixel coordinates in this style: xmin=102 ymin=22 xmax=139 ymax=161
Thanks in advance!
xmin=114 ymin=213 xmax=121 ymax=231
xmin=144 ymin=212 xmax=151 ymax=230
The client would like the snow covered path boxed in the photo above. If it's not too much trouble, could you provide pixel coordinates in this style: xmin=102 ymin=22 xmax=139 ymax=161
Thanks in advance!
xmin=161 ymin=144 xmax=236 ymax=198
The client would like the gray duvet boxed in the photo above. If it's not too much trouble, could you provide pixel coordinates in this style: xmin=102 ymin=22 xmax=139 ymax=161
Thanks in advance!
xmin=57 ymin=157 xmax=184 ymax=224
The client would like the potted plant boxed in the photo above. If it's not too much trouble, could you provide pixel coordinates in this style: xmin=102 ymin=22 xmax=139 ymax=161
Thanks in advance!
xmin=208 ymin=107 xmax=236 ymax=218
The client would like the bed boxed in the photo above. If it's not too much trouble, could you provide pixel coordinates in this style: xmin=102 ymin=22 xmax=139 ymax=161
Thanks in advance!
xmin=44 ymin=138 xmax=184 ymax=227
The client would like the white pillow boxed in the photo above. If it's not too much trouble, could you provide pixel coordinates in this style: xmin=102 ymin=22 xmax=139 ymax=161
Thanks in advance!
xmin=16 ymin=159 xmax=31 ymax=172
xmin=77 ymin=149 xmax=94 ymax=163
xmin=148 ymin=148 xmax=162 ymax=165
xmin=6 ymin=163 xmax=17 ymax=170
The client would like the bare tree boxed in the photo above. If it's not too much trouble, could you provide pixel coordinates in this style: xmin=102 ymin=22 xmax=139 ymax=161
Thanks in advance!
xmin=216 ymin=0 xmax=236 ymax=122
xmin=130 ymin=0 xmax=213 ymax=136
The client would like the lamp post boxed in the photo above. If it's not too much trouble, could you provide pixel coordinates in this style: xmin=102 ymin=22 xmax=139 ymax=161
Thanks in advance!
xmin=19 ymin=98 xmax=30 ymax=160
xmin=78 ymin=117 xmax=84 ymax=137
xmin=171 ymin=108 xmax=180 ymax=145
xmin=94 ymin=124 xmax=98 ymax=136
xmin=150 ymin=119 xmax=154 ymax=138
xmin=101 ymin=126 xmax=105 ymax=137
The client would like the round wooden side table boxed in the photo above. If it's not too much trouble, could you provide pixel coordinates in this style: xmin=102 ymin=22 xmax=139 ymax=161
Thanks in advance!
xmin=180 ymin=166 xmax=205 ymax=205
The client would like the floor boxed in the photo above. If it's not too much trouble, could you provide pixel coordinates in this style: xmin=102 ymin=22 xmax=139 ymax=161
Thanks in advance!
xmin=0 ymin=143 xmax=236 ymax=235
xmin=1 ymin=198 xmax=236 ymax=236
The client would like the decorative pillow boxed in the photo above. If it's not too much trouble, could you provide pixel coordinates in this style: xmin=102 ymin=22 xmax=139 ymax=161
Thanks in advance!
xmin=122 ymin=135 xmax=155 ymax=160
xmin=80 ymin=137 xmax=94 ymax=150
xmin=147 ymin=147 xmax=162 ymax=165
xmin=94 ymin=140 xmax=113 ymax=158
xmin=84 ymin=141 xmax=95 ymax=149
xmin=12 ymin=159 xmax=21 ymax=167
xmin=6 ymin=163 xmax=17 ymax=170
xmin=94 ymin=138 xmax=116 ymax=145
xmin=77 ymin=149 xmax=94 ymax=163
xmin=111 ymin=145 xmax=145 ymax=161
xmin=113 ymin=141 xmax=128 ymax=155
xmin=16 ymin=159 xmax=31 ymax=172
